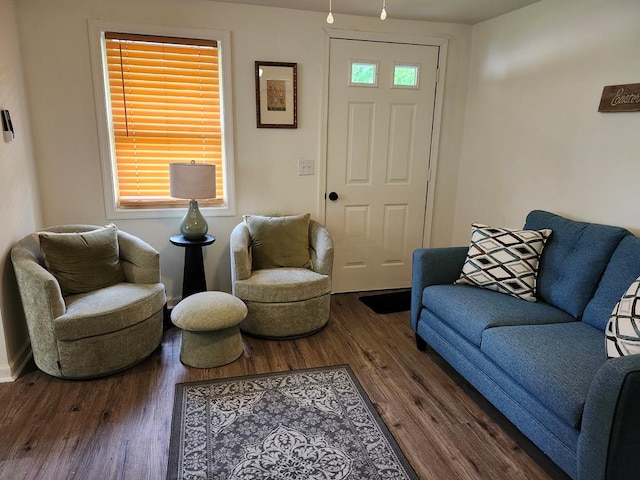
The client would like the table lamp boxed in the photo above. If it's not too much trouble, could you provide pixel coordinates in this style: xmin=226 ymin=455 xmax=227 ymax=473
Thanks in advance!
xmin=169 ymin=161 xmax=216 ymax=240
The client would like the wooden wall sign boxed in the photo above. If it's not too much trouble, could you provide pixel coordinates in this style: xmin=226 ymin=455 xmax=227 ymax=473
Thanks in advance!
xmin=598 ymin=83 xmax=640 ymax=112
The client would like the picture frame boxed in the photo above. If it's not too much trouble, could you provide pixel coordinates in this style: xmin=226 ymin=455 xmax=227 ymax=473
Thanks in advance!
xmin=255 ymin=61 xmax=297 ymax=128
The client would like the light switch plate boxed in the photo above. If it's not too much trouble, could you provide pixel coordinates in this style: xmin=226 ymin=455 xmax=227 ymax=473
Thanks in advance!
xmin=298 ymin=158 xmax=314 ymax=175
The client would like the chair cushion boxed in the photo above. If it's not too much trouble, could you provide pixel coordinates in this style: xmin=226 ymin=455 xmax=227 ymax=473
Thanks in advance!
xmin=54 ymin=282 xmax=166 ymax=341
xmin=524 ymin=210 xmax=629 ymax=318
xmin=481 ymin=322 xmax=605 ymax=428
xmin=455 ymin=223 xmax=551 ymax=302
xmin=235 ymin=268 xmax=330 ymax=303
xmin=38 ymin=224 xmax=125 ymax=295
xmin=422 ymin=284 xmax=575 ymax=347
xmin=244 ymin=213 xmax=312 ymax=269
xmin=583 ymin=235 xmax=640 ymax=331
xmin=171 ymin=291 xmax=247 ymax=331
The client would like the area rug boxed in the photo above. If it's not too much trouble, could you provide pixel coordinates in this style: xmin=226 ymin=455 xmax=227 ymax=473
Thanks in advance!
xmin=359 ymin=290 xmax=411 ymax=314
xmin=167 ymin=365 xmax=418 ymax=479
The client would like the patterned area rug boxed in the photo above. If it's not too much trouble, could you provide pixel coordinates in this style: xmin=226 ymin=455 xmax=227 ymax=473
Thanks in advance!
xmin=167 ymin=365 xmax=418 ymax=479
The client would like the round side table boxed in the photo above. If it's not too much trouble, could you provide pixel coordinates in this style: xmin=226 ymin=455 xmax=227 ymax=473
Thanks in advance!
xmin=170 ymin=234 xmax=215 ymax=298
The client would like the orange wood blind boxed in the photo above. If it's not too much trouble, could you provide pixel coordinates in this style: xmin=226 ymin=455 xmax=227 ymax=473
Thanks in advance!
xmin=105 ymin=32 xmax=223 ymax=207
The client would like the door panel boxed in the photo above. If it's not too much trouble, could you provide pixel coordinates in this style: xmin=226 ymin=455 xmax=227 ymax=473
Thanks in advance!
xmin=388 ymin=104 xmax=415 ymax=182
xmin=347 ymin=103 xmax=374 ymax=183
xmin=326 ymin=38 xmax=439 ymax=292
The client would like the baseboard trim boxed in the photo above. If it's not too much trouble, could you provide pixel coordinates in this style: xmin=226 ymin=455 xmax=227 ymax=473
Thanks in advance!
xmin=0 ymin=367 xmax=12 ymax=383
xmin=167 ymin=295 xmax=181 ymax=309
xmin=0 ymin=338 xmax=32 ymax=382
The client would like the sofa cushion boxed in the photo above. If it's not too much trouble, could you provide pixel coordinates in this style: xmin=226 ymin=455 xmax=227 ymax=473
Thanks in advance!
xmin=422 ymin=284 xmax=575 ymax=347
xmin=524 ymin=210 xmax=629 ymax=318
xmin=456 ymin=223 xmax=551 ymax=302
xmin=54 ymin=282 xmax=166 ymax=341
xmin=605 ymin=276 xmax=640 ymax=358
xmin=235 ymin=268 xmax=330 ymax=303
xmin=38 ymin=224 xmax=126 ymax=296
xmin=244 ymin=214 xmax=312 ymax=270
xmin=419 ymin=311 xmax=581 ymax=456
xmin=481 ymin=322 xmax=605 ymax=428
xmin=583 ymin=235 xmax=640 ymax=331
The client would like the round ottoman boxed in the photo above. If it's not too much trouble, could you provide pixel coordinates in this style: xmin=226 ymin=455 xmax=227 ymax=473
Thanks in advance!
xmin=171 ymin=292 xmax=248 ymax=368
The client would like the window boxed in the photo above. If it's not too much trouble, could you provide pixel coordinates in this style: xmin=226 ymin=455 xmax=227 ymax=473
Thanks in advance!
xmin=393 ymin=64 xmax=420 ymax=88
xmin=89 ymin=21 xmax=235 ymax=218
xmin=350 ymin=61 xmax=378 ymax=87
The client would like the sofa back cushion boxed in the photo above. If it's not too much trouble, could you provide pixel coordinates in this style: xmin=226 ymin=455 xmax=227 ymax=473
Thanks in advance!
xmin=583 ymin=235 xmax=640 ymax=331
xmin=524 ymin=210 xmax=629 ymax=318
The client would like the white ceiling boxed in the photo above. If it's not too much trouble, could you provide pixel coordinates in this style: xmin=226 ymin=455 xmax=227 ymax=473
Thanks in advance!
xmin=213 ymin=0 xmax=541 ymax=25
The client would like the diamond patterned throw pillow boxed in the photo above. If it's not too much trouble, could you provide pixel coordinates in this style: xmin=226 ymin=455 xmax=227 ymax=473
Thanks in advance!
xmin=606 ymin=277 xmax=640 ymax=359
xmin=456 ymin=223 xmax=552 ymax=302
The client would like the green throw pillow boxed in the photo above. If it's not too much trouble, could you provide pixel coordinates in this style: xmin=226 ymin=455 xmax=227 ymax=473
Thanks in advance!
xmin=38 ymin=224 xmax=125 ymax=296
xmin=244 ymin=214 xmax=312 ymax=270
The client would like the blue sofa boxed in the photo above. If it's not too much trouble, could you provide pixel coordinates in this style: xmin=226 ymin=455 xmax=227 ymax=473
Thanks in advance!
xmin=411 ymin=210 xmax=640 ymax=480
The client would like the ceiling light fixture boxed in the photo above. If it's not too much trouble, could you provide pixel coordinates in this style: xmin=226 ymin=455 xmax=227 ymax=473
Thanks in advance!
xmin=327 ymin=1 xmax=388 ymax=24
xmin=326 ymin=0 xmax=334 ymax=24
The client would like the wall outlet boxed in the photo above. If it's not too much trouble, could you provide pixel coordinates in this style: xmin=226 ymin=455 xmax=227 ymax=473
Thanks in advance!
xmin=298 ymin=158 xmax=314 ymax=176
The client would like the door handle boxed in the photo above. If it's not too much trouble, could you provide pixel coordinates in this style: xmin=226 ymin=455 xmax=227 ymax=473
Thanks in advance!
xmin=328 ymin=192 xmax=339 ymax=201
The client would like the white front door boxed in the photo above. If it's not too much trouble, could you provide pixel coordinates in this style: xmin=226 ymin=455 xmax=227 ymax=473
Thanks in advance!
xmin=325 ymin=38 xmax=440 ymax=293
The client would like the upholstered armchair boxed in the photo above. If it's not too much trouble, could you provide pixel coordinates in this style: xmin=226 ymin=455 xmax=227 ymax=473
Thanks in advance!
xmin=230 ymin=214 xmax=334 ymax=339
xmin=11 ymin=225 xmax=166 ymax=379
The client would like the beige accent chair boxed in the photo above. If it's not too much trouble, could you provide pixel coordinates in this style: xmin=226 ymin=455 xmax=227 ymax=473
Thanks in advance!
xmin=230 ymin=218 xmax=334 ymax=339
xmin=11 ymin=225 xmax=166 ymax=379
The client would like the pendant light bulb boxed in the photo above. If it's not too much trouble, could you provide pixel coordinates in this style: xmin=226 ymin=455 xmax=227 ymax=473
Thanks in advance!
xmin=327 ymin=11 xmax=334 ymax=24
xmin=380 ymin=0 xmax=387 ymax=20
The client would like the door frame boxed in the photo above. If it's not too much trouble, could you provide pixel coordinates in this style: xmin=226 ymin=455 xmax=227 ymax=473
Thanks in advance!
xmin=319 ymin=28 xmax=449 ymax=249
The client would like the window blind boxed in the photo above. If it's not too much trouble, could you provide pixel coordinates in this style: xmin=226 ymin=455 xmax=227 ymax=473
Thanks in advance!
xmin=105 ymin=32 xmax=223 ymax=207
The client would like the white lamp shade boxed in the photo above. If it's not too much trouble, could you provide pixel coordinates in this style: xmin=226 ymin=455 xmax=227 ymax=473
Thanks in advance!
xmin=169 ymin=162 xmax=216 ymax=200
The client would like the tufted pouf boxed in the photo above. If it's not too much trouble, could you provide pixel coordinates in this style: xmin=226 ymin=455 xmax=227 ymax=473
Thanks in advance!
xmin=171 ymin=292 xmax=247 ymax=368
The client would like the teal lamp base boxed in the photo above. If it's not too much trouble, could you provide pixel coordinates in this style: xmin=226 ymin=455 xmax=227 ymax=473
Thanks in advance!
xmin=180 ymin=199 xmax=208 ymax=240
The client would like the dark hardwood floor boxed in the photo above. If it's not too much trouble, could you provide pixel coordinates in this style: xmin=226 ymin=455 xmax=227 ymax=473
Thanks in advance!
xmin=0 ymin=292 xmax=569 ymax=480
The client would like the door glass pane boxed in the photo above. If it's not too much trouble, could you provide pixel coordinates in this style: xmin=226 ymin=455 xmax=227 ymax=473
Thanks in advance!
xmin=393 ymin=64 xmax=419 ymax=88
xmin=350 ymin=61 xmax=377 ymax=86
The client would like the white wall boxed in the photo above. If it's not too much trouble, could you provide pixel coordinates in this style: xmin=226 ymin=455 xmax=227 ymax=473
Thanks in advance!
xmin=13 ymin=0 xmax=472 ymax=302
xmin=454 ymin=0 xmax=640 ymax=243
xmin=0 ymin=0 xmax=43 ymax=380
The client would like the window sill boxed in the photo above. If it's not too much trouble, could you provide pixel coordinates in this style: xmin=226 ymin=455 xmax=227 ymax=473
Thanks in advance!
xmin=105 ymin=204 xmax=236 ymax=221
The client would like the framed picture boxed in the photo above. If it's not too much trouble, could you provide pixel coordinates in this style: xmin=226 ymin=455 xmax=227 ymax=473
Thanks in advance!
xmin=255 ymin=61 xmax=297 ymax=128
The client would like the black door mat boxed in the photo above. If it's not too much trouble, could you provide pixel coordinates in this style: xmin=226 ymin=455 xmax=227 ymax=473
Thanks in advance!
xmin=359 ymin=290 xmax=411 ymax=314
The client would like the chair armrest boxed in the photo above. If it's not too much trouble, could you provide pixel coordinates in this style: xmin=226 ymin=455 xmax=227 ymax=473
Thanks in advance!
xmin=11 ymin=247 xmax=66 ymax=372
xmin=117 ymin=230 xmax=161 ymax=284
xmin=11 ymin=253 xmax=66 ymax=319
xmin=309 ymin=220 xmax=334 ymax=276
xmin=230 ymin=222 xmax=252 ymax=289
xmin=578 ymin=355 xmax=640 ymax=480
xmin=411 ymin=246 xmax=467 ymax=330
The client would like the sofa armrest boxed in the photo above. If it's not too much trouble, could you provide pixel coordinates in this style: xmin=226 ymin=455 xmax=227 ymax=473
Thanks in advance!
xmin=230 ymin=222 xmax=252 ymax=290
xmin=578 ymin=355 xmax=640 ymax=480
xmin=309 ymin=220 xmax=334 ymax=276
xmin=411 ymin=246 xmax=467 ymax=330
xmin=117 ymin=230 xmax=161 ymax=284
